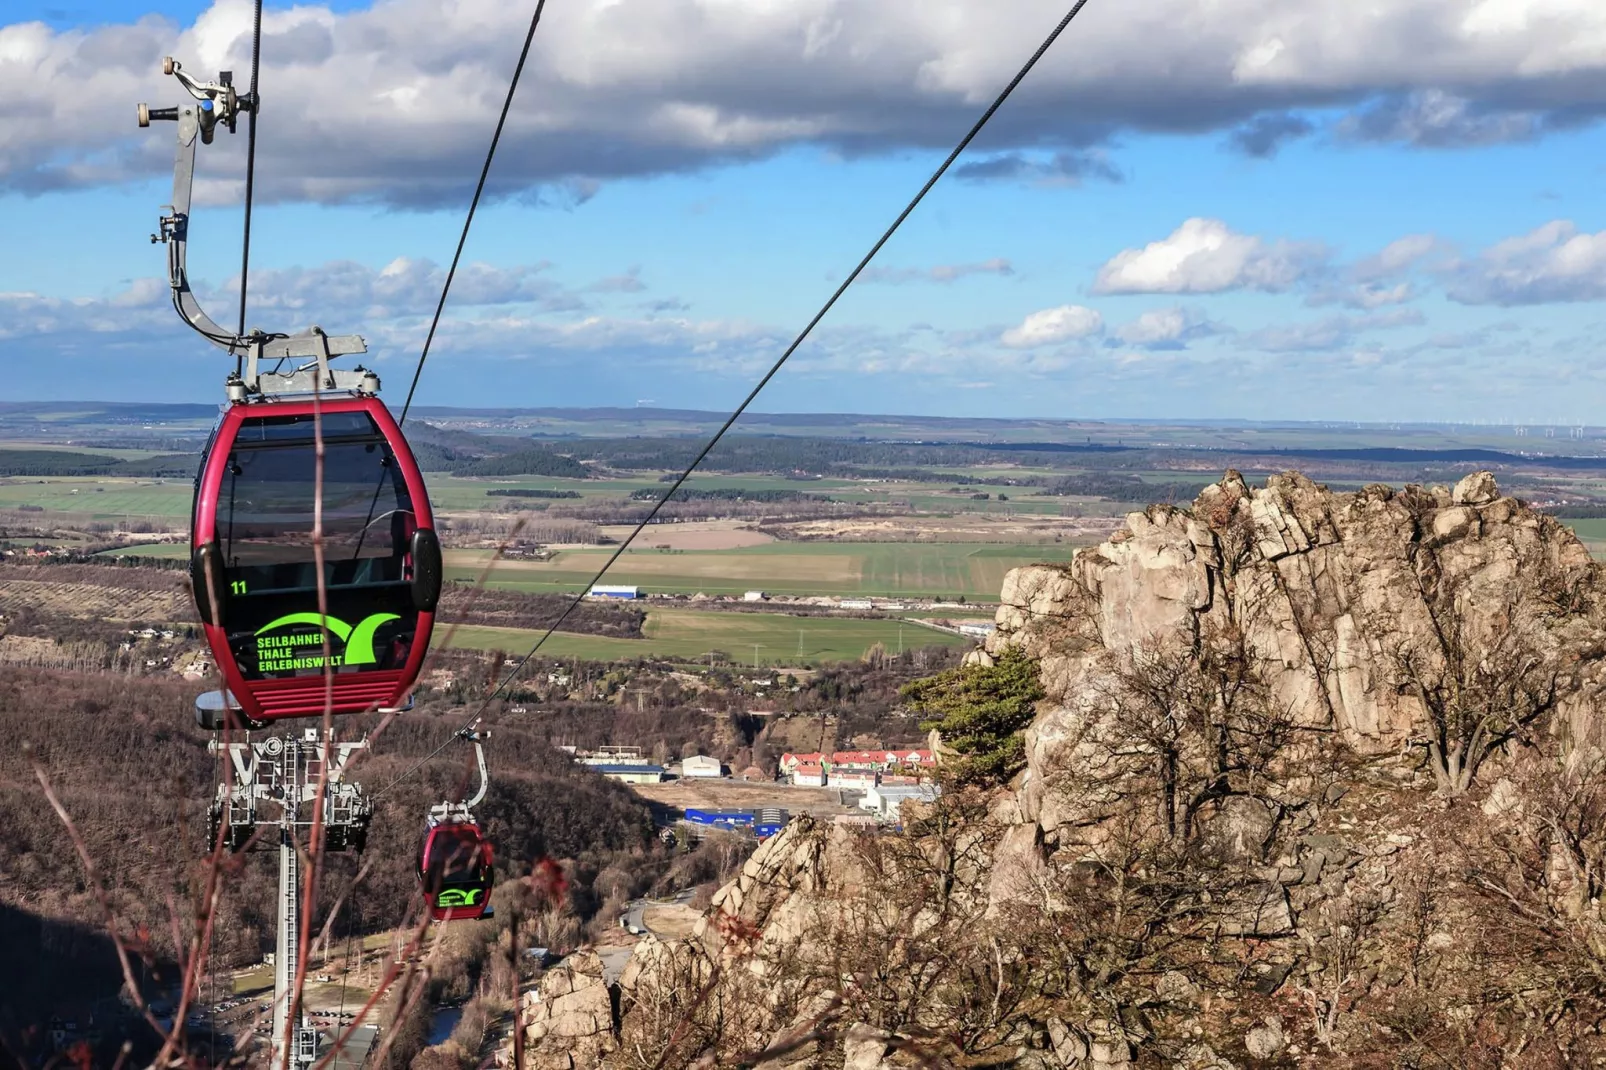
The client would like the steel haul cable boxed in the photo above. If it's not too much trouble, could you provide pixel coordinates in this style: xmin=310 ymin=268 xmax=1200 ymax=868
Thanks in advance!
xmin=236 ymin=0 xmax=264 ymax=376
xmin=352 ymin=0 xmax=547 ymax=557
xmin=397 ymin=0 xmax=550 ymax=426
xmin=375 ymin=0 xmax=1097 ymax=798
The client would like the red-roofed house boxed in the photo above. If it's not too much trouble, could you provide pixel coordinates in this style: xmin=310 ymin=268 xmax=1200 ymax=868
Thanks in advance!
xmin=784 ymin=748 xmax=936 ymax=785
xmin=779 ymin=752 xmax=823 ymax=774
xmin=790 ymin=763 xmax=825 ymax=787
xmin=828 ymin=749 xmax=936 ymax=771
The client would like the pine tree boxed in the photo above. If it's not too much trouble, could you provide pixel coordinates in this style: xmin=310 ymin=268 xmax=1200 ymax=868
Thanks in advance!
xmin=900 ymin=646 xmax=1044 ymax=786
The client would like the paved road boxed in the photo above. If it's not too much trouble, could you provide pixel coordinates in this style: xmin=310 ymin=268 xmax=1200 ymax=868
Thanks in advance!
xmin=607 ymin=888 xmax=700 ymax=985
xmin=622 ymin=888 xmax=697 ymax=936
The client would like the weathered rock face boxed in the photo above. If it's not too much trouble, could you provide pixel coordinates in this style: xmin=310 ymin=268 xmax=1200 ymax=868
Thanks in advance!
xmin=517 ymin=950 xmax=617 ymax=1070
xmin=991 ymin=470 xmax=1606 ymax=842
xmin=614 ymin=471 xmax=1606 ymax=1067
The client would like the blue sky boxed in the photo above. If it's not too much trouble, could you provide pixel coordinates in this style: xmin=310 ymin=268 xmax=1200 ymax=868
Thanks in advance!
xmin=3 ymin=0 xmax=1606 ymax=422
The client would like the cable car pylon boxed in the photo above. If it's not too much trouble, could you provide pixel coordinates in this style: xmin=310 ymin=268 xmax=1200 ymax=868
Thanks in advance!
xmin=208 ymin=728 xmax=372 ymax=1070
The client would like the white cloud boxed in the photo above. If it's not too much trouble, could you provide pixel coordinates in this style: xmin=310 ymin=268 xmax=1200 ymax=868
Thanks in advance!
xmin=1245 ymin=307 xmax=1425 ymax=352
xmin=1094 ymin=218 xmax=1326 ymax=295
xmin=1337 ymin=91 xmax=1549 ymax=148
xmin=0 ymin=258 xmax=601 ymax=347
xmin=1444 ymin=220 xmax=1606 ymax=305
xmin=188 ymin=257 xmax=583 ymax=326
xmin=1000 ymin=305 xmax=1104 ymax=348
xmin=1353 ymin=234 xmax=1444 ymax=281
xmin=0 ymin=282 xmax=173 ymax=340
xmin=1298 ymin=232 xmax=1445 ymax=308
xmin=1112 ymin=306 xmax=1221 ymax=348
xmin=4 ymin=0 xmax=1606 ymax=203
xmin=1344 ymin=282 xmax=1418 ymax=309
xmin=589 ymin=266 xmax=647 ymax=293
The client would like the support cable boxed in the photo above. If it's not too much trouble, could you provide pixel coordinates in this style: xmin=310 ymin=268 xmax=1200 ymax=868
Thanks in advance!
xmin=374 ymin=0 xmax=1094 ymax=798
xmin=353 ymin=0 xmax=546 ymax=563
xmin=397 ymin=0 xmax=549 ymax=426
xmin=236 ymin=0 xmax=265 ymax=376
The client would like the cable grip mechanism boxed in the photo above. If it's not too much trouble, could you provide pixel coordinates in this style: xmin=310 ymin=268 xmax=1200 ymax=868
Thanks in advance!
xmin=137 ymin=57 xmax=255 ymax=143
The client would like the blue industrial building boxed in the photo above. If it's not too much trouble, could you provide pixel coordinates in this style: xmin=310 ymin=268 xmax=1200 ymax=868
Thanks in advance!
xmin=682 ymin=807 xmax=790 ymax=839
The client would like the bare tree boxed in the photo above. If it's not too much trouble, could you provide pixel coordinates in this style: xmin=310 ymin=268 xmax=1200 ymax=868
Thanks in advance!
xmin=1097 ymin=625 xmax=1292 ymax=845
xmin=1377 ymin=588 xmax=1561 ymax=795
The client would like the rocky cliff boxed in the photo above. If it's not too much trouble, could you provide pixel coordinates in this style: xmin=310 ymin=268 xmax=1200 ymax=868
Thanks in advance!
xmin=550 ymin=471 xmax=1606 ymax=1068
xmin=990 ymin=468 xmax=1606 ymax=840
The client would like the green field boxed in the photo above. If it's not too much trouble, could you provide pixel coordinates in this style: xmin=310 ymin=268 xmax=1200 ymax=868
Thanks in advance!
xmin=425 ymin=471 xmax=1066 ymax=514
xmin=109 ymin=538 xmax=1061 ymax=598
xmin=442 ymin=608 xmax=970 ymax=665
xmin=0 ymin=477 xmax=191 ymax=519
xmin=4 ymin=471 xmax=1073 ymax=519
xmin=444 ymin=541 xmax=1062 ymax=599
xmin=100 ymin=541 xmax=190 ymax=558
xmin=1567 ymin=518 xmax=1606 ymax=557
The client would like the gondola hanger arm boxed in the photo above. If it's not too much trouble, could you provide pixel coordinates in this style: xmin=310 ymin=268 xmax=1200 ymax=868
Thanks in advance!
xmin=137 ymin=58 xmax=373 ymax=399
xmin=457 ymin=727 xmax=490 ymax=811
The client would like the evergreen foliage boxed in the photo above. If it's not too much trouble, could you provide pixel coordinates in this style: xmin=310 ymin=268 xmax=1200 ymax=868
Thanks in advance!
xmin=0 ymin=449 xmax=194 ymax=477
xmin=487 ymin=487 xmax=582 ymax=499
xmin=452 ymin=447 xmax=590 ymax=478
xmin=900 ymin=646 xmax=1044 ymax=785
xmin=628 ymin=487 xmax=832 ymax=503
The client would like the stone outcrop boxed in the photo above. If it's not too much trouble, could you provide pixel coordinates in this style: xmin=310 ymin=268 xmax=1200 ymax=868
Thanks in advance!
xmin=516 ymin=950 xmax=617 ymax=1070
xmin=613 ymin=471 xmax=1606 ymax=1067
xmin=991 ymin=470 xmax=1606 ymax=844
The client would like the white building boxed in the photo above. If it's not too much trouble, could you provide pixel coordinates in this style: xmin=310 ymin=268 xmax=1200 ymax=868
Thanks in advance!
xmin=742 ymin=591 xmax=767 ymax=602
xmin=590 ymin=585 xmax=642 ymax=599
xmin=789 ymin=764 xmax=825 ymax=787
xmin=827 ymin=769 xmax=878 ymax=790
xmin=681 ymin=755 xmax=723 ymax=778
xmin=577 ymin=746 xmax=650 ymax=766
xmin=860 ymin=784 xmax=941 ymax=823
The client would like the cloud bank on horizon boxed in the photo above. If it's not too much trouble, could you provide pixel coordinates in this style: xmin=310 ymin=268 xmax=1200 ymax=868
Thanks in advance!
xmin=1 ymin=0 xmax=1605 ymax=422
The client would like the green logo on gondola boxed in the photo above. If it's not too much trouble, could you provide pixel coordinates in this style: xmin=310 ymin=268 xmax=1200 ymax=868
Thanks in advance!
xmin=253 ymin=612 xmax=400 ymax=672
xmin=437 ymin=888 xmax=484 ymax=907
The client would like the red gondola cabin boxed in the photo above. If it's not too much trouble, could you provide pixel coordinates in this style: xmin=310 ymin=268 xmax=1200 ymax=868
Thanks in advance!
xmin=190 ymin=397 xmax=441 ymax=724
xmin=418 ymin=821 xmax=495 ymax=921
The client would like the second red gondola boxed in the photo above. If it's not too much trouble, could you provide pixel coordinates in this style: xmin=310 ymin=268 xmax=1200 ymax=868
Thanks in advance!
xmin=190 ymin=395 xmax=441 ymax=724
xmin=419 ymin=820 xmax=495 ymax=921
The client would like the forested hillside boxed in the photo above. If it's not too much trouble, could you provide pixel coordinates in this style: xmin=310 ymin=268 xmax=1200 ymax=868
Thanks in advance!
xmin=0 ymin=666 xmax=656 ymax=1022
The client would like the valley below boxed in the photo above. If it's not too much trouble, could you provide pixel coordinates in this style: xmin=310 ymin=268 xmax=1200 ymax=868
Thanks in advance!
xmin=8 ymin=404 xmax=1606 ymax=1067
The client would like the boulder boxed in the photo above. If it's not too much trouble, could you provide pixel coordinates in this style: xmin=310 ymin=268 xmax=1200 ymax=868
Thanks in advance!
xmin=1452 ymin=470 xmax=1499 ymax=505
xmin=1244 ymin=1017 xmax=1287 ymax=1059
xmin=987 ymin=468 xmax=1606 ymax=824
xmin=1200 ymin=796 xmax=1276 ymax=863
xmin=519 ymin=950 xmax=617 ymax=1069
xmin=842 ymin=1023 xmax=893 ymax=1070
xmin=1048 ymin=1018 xmax=1089 ymax=1064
